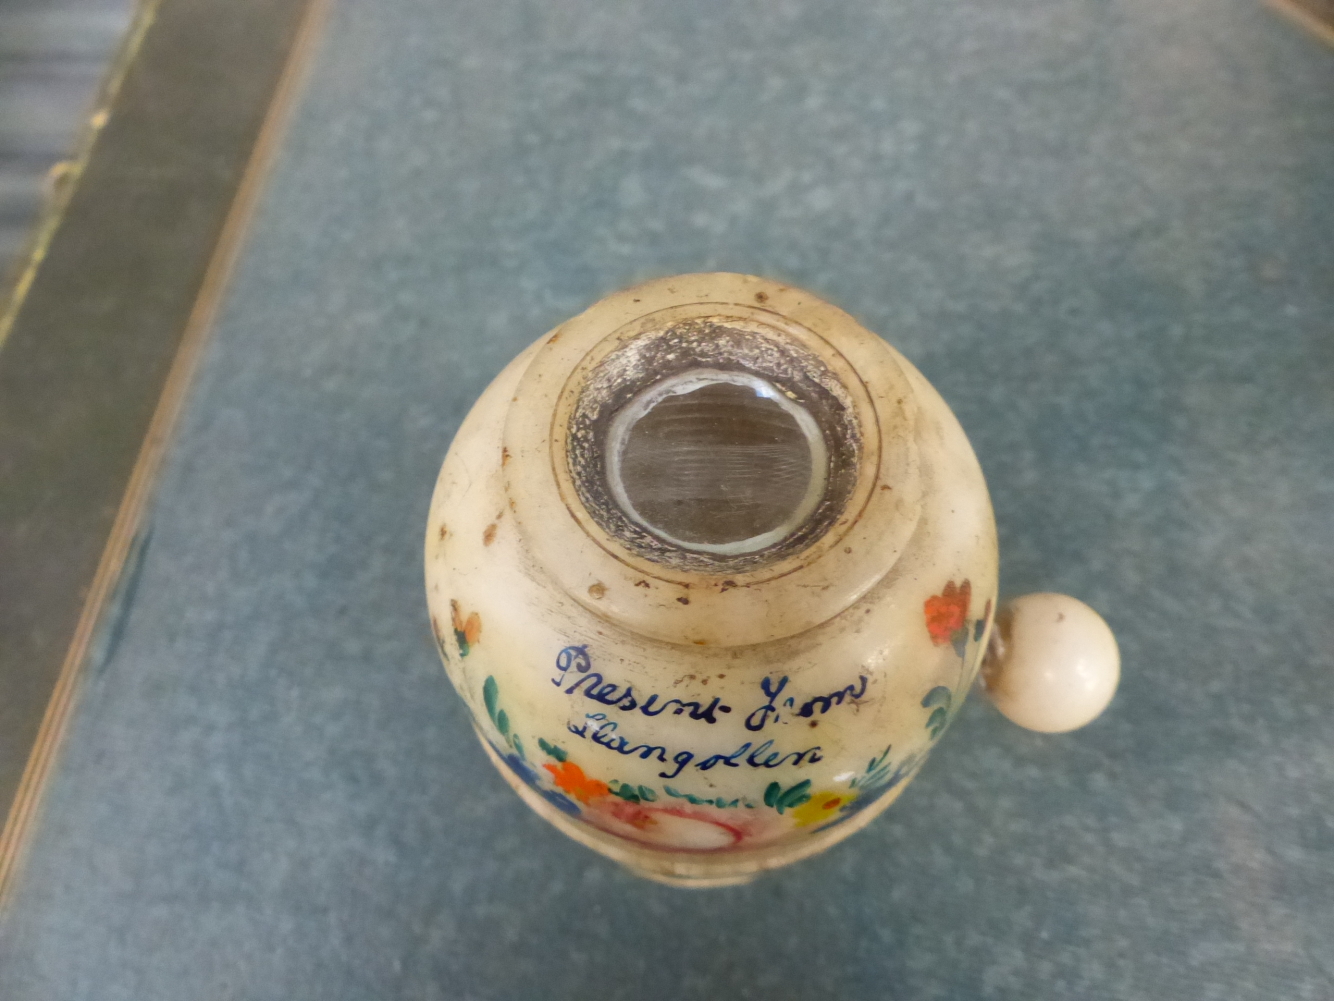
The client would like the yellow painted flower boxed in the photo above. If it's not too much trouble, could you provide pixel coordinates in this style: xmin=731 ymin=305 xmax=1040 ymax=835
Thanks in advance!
xmin=791 ymin=789 xmax=857 ymax=827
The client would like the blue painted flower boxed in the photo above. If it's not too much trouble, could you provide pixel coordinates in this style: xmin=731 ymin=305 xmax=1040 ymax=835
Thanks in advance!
xmin=813 ymin=747 xmax=927 ymax=830
xmin=494 ymin=746 xmax=581 ymax=816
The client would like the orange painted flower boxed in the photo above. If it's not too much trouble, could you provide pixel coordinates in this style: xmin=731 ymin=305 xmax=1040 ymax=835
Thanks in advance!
xmin=450 ymin=600 xmax=483 ymax=655
xmin=791 ymin=790 xmax=857 ymax=827
xmin=542 ymin=760 xmax=610 ymax=804
xmin=924 ymin=579 xmax=971 ymax=646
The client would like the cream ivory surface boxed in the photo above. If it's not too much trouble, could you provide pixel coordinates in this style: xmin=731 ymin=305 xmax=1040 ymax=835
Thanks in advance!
xmin=424 ymin=274 xmax=998 ymax=885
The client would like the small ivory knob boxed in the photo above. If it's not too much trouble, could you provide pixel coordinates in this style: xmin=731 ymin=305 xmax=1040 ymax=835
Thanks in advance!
xmin=981 ymin=593 xmax=1119 ymax=733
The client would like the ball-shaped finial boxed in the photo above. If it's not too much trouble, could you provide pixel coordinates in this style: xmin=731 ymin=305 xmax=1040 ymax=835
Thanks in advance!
xmin=981 ymin=593 xmax=1119 ymax=733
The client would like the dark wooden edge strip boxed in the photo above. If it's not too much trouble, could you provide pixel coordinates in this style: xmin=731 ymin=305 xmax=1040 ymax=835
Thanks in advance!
xmin=1266 ymin=0 xmax=1334 ymax=45
xmin=0 ymin=0 xmax=332 ymax=908
xmin=0 ymin=0 xmax=167 ymax=335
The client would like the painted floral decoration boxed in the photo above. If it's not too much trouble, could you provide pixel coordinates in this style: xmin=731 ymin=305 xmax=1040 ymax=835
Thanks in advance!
xmin=763 ymin=779 xmax=813 ymax=816
xmin=925 ymin=579 xmax=971 ymax=655
xmin=806 ymin=744 xmax=927 ymax=830
xmin=543 ymin=760 xmax=610 ymax=804
xmin=922 ymin=685 xmax=952 ymax=739
xmin=537 ymin=740 xmax=749 ymax=848
xmin=791 ymin=789 xmax=857 ymax=827
xmin=485 ymin=679 xmax=580 ymax=816
xmin=474 ymin=673 xmax=955 ymax=850
xmin=451 ymin=599 xmax=482 ymax=656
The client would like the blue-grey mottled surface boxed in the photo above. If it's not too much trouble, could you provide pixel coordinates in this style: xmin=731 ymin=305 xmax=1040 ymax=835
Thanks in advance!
xmin=3 ymin=0 xmax=1332 ymax=998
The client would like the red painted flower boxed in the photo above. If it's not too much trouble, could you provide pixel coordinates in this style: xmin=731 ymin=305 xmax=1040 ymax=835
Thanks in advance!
xmin=590 ymin=803 xmax=746 ymax=849
xmin=924 ymin=579 xmax=971 ymax=645
xmin=601 ymin=798 xmax=655 ymax=830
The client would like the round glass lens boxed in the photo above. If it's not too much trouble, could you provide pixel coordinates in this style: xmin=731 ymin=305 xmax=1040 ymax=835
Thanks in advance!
xmin=607 ymin=370 xmax=828 ymax=555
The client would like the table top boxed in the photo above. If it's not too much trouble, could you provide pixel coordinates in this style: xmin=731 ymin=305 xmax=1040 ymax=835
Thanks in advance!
xmin=1 ymin=0 xmax=1331 ymax=998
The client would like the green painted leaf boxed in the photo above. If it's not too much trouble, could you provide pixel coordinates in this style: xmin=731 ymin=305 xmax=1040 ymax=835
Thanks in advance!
xmin=496 ymin=709 xmax=510 ymax=736
xmin=538 ymin=738 xmax=567 ymax=762
xmin=638 ymin=786 xmax=657 ymax=802
xmin=862 ymin=766 xmax=891 ymax=790
xmin=927 ymin=706 xmax=948 ymax=736
xmin=778 ymin=779 xmax=813 ymax=812
xmin=951 ymin=630 xmax=968 ymax=658
xmin=483 ymin=676 xmax=500 ymax=724
xmin=765 ymin=780 xmax=814 ymax=814
xmin=922 ymin=685 xmax=952 ymax=710
xmin=511 ymin=734 xmax=525 ymax=759
xmin=853 ymin=746 xmax=893 ymax=789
